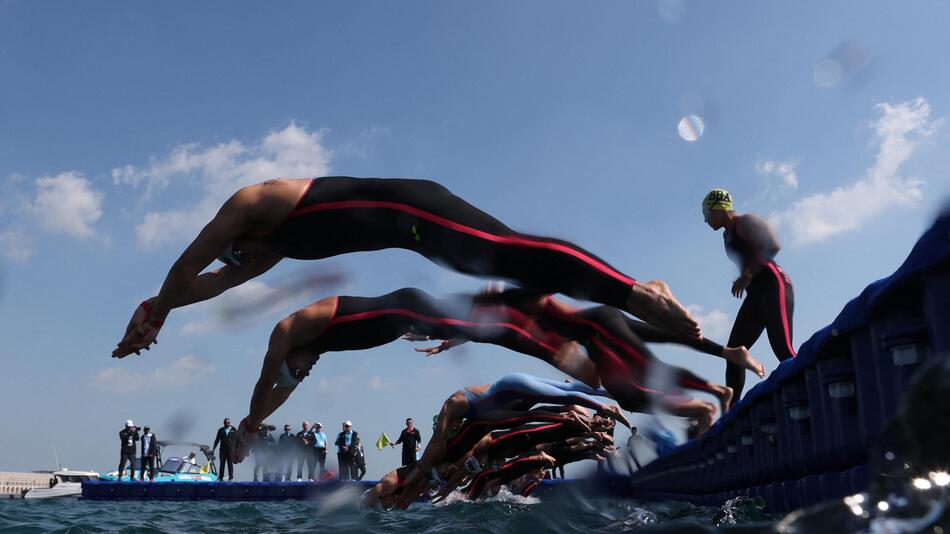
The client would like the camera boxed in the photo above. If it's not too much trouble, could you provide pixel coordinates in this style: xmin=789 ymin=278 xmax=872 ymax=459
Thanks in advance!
xmin=257 ymin=424 xmax=276 ymax=436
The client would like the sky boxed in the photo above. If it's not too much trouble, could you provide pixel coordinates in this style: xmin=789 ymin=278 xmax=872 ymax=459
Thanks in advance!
xmin=1 ymin=1 xmax=949 ymax=481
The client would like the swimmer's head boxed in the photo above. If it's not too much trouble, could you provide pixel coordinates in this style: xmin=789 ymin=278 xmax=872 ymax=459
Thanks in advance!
xmin=276 ymin=349 xmax=320 ymax=388
xmin=702 ymin=189 xmax=734 ymax=229
xmin=275 ymin=361 xmax=302 ymax=388
xmin=702 ymin=188 xmax=734 ymax=212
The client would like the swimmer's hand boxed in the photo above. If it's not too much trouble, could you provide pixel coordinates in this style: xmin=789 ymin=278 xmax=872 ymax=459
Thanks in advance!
xmin=731 ymin=275 xmax=751 ymax=299
xmin=414 ymin=342 xmax=449 ymax=357
xmin=597 ymin=404 xmax=631 ymax=429
xmin=112 ymin=300 xmax=161 ymax=358
xmin=232 ymin=418 xmax=258 ymax=463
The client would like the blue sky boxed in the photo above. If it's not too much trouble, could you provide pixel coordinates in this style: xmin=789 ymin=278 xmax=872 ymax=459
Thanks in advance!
xmin=1 ymin=1 xmax=948 ymax=480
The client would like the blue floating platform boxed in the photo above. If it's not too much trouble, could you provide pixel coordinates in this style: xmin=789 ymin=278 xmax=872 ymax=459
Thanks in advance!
xmin=615 ymin=213 xmax=950 ymax=514
xmin=81 ymin=479 xmax=583 ymax=501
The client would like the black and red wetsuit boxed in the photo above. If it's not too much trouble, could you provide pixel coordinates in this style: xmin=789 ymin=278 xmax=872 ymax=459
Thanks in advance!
xmin=465 ymin=455 xmax=550 ymax=500
xmin=723 ymin=215 xmax=796 ymax=398
xmin=443 ymin=413 xmax=570 ymax=463
xmin=483 ymin=421 xmax=586 ymax=460
xmin=303 ymin=288 xmax=719 ymax=413
xmin=265 ymin=177 xmax=636 ymax=307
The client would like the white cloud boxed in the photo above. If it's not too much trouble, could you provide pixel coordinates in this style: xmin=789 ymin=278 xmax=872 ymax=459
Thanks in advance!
xmin=686 ymin=305 xmax=731 ymax=341
xmin=29 ymin=172 xmax=104 ymax=238
xmin=0 ymin=228 xmax=35 ymax=263
xmin=91 ymin=355 xmax=214 ymax=392
xmin=756 ymin=159 xmax=799 ymax=189
xmin=115 ymin=123 xmax=334 ymax=248
xmin=770 ymin=98 xmax=940 ymax=246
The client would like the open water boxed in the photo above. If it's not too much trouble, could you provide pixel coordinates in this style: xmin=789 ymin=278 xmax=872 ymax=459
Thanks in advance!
xmin=0 ymin=489 xmax=779 ymax=533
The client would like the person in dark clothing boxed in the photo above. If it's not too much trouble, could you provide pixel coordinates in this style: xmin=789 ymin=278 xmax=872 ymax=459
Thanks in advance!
xmin=296 ymin=421 xmax=315 ymax=481
xmin=703 ymin=188 xmax=796 ymax=403
xmin=335 ymin=421 xmax=359 ymax=480
xmin=139 ymin=426 xmax=158 ymax=481
xmin=277 ymin=424 xmax=296 ymax=481
xmin=118 ymin=420 xmax=140 ymax=480
xmin=392 ymin=418 xmax=422 ymax=468
xmin=353 ymin=443 xmax=367 ymax=480
xmin=213 ymin=418 xmax=237 ymax=481
xmin=253 ymin=425 xmax=276 ymax=482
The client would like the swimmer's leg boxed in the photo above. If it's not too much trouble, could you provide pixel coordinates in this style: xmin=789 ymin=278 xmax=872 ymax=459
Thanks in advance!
xmin=479 ymin=373 xmax=611 ymax=414
xmin=726 ymin=296 xmax=767 ymax=400
xmin=395 ymin=182 xmax=699 ymax=337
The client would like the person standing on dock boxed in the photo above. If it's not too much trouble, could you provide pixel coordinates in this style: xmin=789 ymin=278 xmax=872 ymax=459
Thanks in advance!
xmin=213 ymin=418 xmax=236 ymax=481
xmin=118 ymin=420 xmax=139 ymax=481
xmin=139 ymin=426 xmax=158 ymax=481
xmin=392 ymin=418 xmax=422 ymax=468
xmin=353 ymin=442 xmax=367 ymax=481
xmin=335 ymin=421 xmax=359 ymax=481
xmin=312 ymin=422 xmax=328 ymax=479
xmin=702 ymin=189 xmax=796 ymax=404
xmin=277 ymin=424 xmax=296 ymax=481
xmin=295 ymin=421 xmax=315 ymax=481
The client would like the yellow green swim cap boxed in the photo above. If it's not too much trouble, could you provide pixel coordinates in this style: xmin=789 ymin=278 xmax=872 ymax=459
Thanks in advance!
xmin=702 ymin=188 xmax=734 ymax=212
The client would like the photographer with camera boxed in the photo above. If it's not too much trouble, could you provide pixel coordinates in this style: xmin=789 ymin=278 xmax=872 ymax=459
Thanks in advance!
xmin=253 ymin=423 xmax=277 ymax=482
xmin=118 ymin=420 xmax=140 ymax=480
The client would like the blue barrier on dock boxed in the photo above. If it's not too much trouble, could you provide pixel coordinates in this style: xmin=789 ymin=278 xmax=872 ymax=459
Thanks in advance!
xmin=620 ymin=214 xmax=950 ymax=514
xmin=81 ymin=479 xmax=581 ymax=501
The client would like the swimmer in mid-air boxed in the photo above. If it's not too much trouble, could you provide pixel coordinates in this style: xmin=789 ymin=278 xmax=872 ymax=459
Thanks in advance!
xmin=702 ymin=189 xmax=796 ymax=402
xmin=222 ymin=287 xmax=745 ymax=463
xmin=113 ymin=176 xmax=700 ymax=357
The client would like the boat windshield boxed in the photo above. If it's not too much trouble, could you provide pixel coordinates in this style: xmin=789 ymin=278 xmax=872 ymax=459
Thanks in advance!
xmin=160 ymin=458 xmax=183 ymax=474
xmin=57 ymin=475 xmax=94 ymax=483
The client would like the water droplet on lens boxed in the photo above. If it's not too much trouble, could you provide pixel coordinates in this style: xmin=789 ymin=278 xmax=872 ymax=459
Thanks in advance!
xmin=678 ymin=115 xmax=704 ymax=142
xmin=814 ymin=59 xmax=843 ymax=87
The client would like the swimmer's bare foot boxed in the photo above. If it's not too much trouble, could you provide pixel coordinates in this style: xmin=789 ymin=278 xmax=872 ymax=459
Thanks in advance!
xmin=666 ymin=398 xmax=717 ymax=436
xmin=722 ymin=346 xmax=766 ymax=378
xmin=710 ymin=384 xmax=734 ymax=415
xmin=692 ymin=401 xmax=716 ymax=435
xmin=626 ymin=280 xmax=701 ymax=339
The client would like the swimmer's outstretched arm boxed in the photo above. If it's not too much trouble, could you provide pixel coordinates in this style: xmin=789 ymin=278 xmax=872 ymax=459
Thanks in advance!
xmin=233 ymin=300 xmax=335 ymax=461
xmin=113 ymin=189 xmax=286 ymax=357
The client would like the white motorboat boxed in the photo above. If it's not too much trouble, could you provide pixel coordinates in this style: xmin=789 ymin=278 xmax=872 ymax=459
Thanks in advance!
xmin=23 ymin=469 xmax=99 ymax=499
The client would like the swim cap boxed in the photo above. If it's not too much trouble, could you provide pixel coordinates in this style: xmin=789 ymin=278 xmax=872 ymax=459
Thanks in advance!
xmin=217 ymin=242 xmax=244 ymax=267
xmin=275 ymin=361 xmax=302 ymax=388
xmin=464 ymin=456 xmax=483 ymax=475
xmin=702 ymin=189 xmax=734 ymax=212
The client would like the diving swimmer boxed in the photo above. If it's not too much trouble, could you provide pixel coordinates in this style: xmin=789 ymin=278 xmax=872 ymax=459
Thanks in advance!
xmin=702 ymin=188 xmax=796 ymax=402
xmin=223 ymin=288 xmax=735 ymax=465
xmin=113 ymin=176 xmax=699 ymax=357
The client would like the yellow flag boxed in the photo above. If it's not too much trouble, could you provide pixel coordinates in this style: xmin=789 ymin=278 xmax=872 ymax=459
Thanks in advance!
xmin=199 ymin=462 xmax=211 ymax=474
xmin=376 ymin=432 xmax=392 ymax=451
